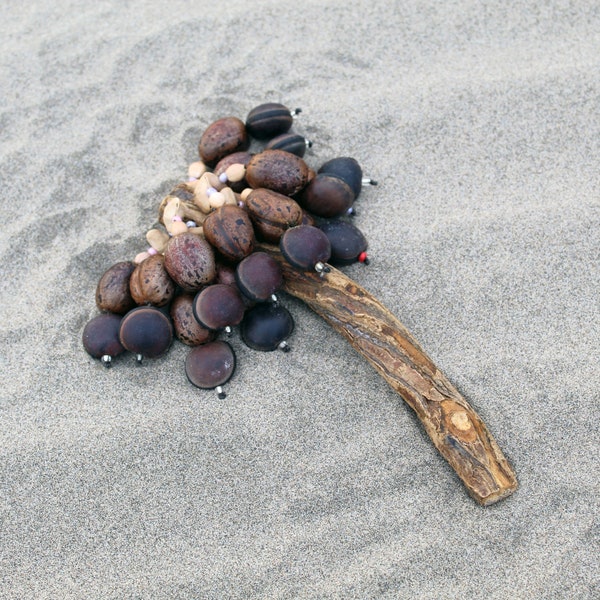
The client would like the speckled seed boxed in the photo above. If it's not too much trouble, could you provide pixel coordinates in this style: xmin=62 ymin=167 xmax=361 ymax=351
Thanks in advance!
xmin=170 ymin=294 xmax=215 ymax=346
xmin=130 ymin=254 xmax=176 ymax=307
xmin=245 ymin=188 xmax=303 ymax=243
xmin=198 ymin=116 xmax=249 ymax=167
xmin=245 ymin=149 xmax=310 ymax=196
xmin=96 ymin=261 xmax=137 ymax=315
xmin=119 ymin=306 xmax=173 ymax=359
xmin=163 ymin=232 xmax=216 ymax=292
xmin=203 ymin=204 xmax=255 ymax=262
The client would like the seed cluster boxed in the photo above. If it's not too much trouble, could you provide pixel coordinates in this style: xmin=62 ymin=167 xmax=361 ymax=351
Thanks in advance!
xmin=83 ymin=102 xmax=375 ymax=397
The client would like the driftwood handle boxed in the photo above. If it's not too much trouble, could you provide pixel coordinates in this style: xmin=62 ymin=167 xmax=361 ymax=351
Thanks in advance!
xmin=261 ymin=244 xmax=518 ymax=506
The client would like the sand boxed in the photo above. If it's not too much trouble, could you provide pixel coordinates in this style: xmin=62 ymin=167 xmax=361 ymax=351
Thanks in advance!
xmin=1 ymin=1 xmax=598 ymax=598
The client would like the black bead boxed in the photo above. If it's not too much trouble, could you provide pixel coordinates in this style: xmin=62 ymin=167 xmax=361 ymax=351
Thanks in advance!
xmin=318 ymin=220 xmax=368 ymax=265
xmin=318 ymin=157 xmax=363 ymax=197
xmin=245 ymin=102 xmax=294 ymax=140
xmin=240 ymin=303 xmax=294 ymax=351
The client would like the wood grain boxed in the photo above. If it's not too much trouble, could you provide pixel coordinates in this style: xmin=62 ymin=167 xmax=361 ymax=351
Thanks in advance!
xmin=261 ymin=244 xmax=518 ymax=505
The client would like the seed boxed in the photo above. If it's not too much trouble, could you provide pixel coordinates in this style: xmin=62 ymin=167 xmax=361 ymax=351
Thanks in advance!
xmin=82 ymin=313 xmax=125 ymax=363
xmin=240 ymin=303 xmax=294 ymax=351
xmin=119 ymin=306 xmax=173 ymax=359
xmin=185 ymin=341 xmax=236 ymax=389
xmin=235 ymin=252 xmax=283 ymax=301
xmin=192 ymin=284 xmax=246 ymax=330
xmin=95 ymin=261 xmax=137 ymax=315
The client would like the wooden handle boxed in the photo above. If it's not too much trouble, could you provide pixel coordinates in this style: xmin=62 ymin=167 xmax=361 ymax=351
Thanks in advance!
xmin=261 ymin=244 xmax=518 ymax=505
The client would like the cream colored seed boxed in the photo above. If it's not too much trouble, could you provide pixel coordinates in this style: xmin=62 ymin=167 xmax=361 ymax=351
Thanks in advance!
xmin=221 ymin=187 xmax=237 ymax=206
xmin=146 ymin=228 xmax=170 ymax=253
xmin=134 ymin=251 xmax=151 ymax=264
xmin=240 ymin=187 xmax=253 ymax=201
xmin=225 ymin=163 xmax=246 ymax=183
xmin=208 ymin=191 xmax=226 ymax=209
xmin=188 ymin=160 xmax=207 ymax=179
xmin=169 ymin=220 xmax=189 ymax=236
xmin=187 ymin=226 xmax=205 ymax=237
xmin=163 ymin=198 xmax=181 ymax=223
xmin=194 ymin=172 xmax=223 ymax=213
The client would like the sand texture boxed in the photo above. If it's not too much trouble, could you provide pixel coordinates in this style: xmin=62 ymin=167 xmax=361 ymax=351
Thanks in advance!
xmin=1 ymin=1 xmax=598 ymax=598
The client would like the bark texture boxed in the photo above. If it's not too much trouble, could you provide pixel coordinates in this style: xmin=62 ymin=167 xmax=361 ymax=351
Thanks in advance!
xmin=262 ymin=244 xmax=518 ymax=505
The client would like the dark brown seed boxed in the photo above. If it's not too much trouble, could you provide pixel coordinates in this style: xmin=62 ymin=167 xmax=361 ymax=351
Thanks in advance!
xmin=245 ymin=188 xmax=303 ymax=243
xmin=235 ymin=252 xmax=283 ymax=301
xmin=300 ymin=173 xmax=355 ymax=218
xmin=203 ymin=204 xmax=255 ymax=263
xmin=198 ymin=117 xmax=249 ymax=167
xmin=130 ymin=254 xmax=175 ymax=307
xmin=164 ymin=232 xmax=216 ymax=292
xmin=280 ymin=225 xmax=331 ymax=271
xmin=192 ymin=284 xmax=246 ymax=330
xmin=95 ymin=261 xmax=137 ymax=315
xmin=82 ymin=313 xmax=125 ymax=360
xmin=245 ymin=149 xmax=309 ymax=196
xmin=185 ymin=341 xmax=236 ymax=389
xmin=215 ymin=262 xmax=237 ymax=286
xmin=170 ymin=294 xmax=215 ymax=346
xmin=119 ymin=306 xmax=173 ymax=359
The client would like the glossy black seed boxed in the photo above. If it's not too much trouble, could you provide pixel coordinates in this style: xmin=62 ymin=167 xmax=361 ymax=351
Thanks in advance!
xmin=235 ymin=252 xmax=283 ymax=301
xmin=241 ymin=303 xmax=294 ymax=351
xmin=318 ymin=220 xmax=368 ymax=265
xmin=318 ymin=157 xmax=363 ymax=197
xmin=280 ymin=225 xmax=331 ymax=271
xmin=266 ymin=132 xmax=311 ymax=157
xmin=119 ymin=306 xmax=173 ymax=359
xmin=82 ymin=313 xmax=125 ymax=360
xmin=246 ymin=102 xmax=294 ymax=139
xmin=192 ymin=284 xmax=246 ymax=330
xmin=185 ymin=341 xmax=236 ymax=389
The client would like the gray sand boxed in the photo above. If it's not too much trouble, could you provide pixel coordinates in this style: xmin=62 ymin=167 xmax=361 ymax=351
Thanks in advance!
xmin=1 ymin=1 xmax=598 ymax=598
